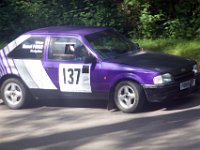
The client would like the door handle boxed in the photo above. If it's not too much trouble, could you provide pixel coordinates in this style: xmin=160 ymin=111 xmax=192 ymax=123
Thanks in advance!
xmin=46 ymin=66 xmax=54 ymax=69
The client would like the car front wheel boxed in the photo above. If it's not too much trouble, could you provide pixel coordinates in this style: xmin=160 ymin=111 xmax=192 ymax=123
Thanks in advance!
xmin=1 ymin=78 xmax=29 ymax=109
xmin=114 ymin=80 xmax=146 ymax=113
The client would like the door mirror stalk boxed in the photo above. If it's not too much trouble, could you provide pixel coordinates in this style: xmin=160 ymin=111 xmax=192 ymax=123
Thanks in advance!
xmin=84 ymin=56 xmax=97 ymax=64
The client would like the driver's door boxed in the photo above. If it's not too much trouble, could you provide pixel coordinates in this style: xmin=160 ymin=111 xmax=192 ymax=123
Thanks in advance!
xmin=43 ymin=36 xmax=102 ymax=95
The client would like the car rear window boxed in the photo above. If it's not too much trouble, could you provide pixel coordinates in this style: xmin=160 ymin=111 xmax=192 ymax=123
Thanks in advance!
xmin=8 ymin=36 xmax=45 ymax=59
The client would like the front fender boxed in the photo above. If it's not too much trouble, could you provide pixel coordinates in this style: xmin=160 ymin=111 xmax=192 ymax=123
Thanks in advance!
xmin=109 ymin=72 xmax=144 ymax=90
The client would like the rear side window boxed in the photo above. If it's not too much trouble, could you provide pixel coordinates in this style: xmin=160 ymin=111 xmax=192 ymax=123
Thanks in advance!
xmin=8 ymin=37 xmax=45 ymax=59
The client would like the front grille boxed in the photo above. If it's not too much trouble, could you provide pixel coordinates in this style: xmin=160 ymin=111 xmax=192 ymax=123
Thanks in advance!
xmin=173 ymin=71 xmax=194 ymax=81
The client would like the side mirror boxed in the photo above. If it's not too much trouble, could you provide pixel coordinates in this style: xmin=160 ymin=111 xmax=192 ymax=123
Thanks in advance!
xmin=84 ymin=56 xmax=97 ymax=64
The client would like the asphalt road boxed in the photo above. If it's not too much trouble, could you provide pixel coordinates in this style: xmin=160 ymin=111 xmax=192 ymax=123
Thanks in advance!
xmin=0 ymin=92 xmax=200 ymax=150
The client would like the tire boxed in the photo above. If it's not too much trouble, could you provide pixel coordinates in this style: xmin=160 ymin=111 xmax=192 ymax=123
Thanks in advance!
xmin=1 ymin=78 xmax=30 ymax=109
xmin=114 ymin=80 xmax=146 ymax=113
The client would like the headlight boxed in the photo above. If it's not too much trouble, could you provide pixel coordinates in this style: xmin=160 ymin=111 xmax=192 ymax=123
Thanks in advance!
xmin=193 ymin=64 xmax=199 ymax=74
xmin=153 ymin=73 xmax=173 ymax=85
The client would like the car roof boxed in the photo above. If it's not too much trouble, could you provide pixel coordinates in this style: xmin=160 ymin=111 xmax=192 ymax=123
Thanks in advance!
xmin=25 ymin=26 xmax=109 ymax=36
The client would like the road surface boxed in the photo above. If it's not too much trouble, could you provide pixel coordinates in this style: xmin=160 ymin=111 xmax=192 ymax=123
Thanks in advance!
xmin=0 ymin=92 xmax=200 ymax=150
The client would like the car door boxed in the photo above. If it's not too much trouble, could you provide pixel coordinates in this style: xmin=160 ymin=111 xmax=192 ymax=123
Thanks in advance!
xmin=43 ymin=36 xmax=103 ymax=96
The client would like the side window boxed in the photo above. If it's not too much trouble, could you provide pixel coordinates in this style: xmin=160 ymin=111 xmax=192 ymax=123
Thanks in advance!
xmin=8 ymin=37 xmax=45 ymax=59
xmin=48 ymin=37 xmax=89 ymax=61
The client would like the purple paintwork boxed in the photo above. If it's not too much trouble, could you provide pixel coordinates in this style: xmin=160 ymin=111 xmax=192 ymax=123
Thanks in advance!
xmin=0 ymin=26 xmax=199 ymax=105
xmin=26 ymin=26 xmax=109 ymax=36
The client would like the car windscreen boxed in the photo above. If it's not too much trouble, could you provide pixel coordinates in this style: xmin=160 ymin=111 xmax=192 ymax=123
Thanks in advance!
xmin=85 ymin=29 xmax=139 ymax=59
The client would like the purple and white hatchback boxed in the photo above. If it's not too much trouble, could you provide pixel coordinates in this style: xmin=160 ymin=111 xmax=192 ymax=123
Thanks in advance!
xmin=0 ymin=26 xmax=199 ymax=112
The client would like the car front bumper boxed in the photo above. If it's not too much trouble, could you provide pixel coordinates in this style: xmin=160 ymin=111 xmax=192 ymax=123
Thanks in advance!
xmin=143 ymin=73 xmax=200 ymax=102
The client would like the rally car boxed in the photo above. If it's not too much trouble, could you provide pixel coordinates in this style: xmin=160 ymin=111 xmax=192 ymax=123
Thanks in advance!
xmin=0 ymin=26 xmax=199 ymax=113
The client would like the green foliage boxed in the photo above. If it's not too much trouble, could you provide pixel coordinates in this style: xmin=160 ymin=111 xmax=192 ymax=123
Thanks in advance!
xmin=0 ymin=41 xmax=7 ymax=49
xmin=139 ymin=4 xmax=163 ymax=38
xmin=118 ymin=0 xmax=141 ymax=36
xmin=1 ymin=0 xmax=199 ymax=65
xmin=1 ymin=0 xmax=200 ymax=41
xmin=0 ymin=0 xmax=124 ymax=41
xmin=163 ymin=18 xmax=195 ymax=39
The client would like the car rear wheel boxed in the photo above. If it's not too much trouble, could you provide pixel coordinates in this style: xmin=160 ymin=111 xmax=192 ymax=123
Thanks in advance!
xmin=114 ymin=80 xmax=146 ymax=113
xmin=1 ymin=78 xmax=30 ymax=109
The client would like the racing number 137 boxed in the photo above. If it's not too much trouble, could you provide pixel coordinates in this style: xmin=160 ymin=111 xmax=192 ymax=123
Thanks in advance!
xmin=63 ymin=68 xmax=81 ymax=84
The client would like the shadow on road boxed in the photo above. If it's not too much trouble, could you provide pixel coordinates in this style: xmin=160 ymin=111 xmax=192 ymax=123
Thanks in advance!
xmin=0 ymin=107 xmax=200 ymax=150
xmin=1 ymin=92 xmax=199 ymax=112
xmin=32 ymin=98 xmax=108 ymax=109
xmin=27 ymin=92 xmax=200 ymax=113
xmin=143 ymin=93 xmax=200 ymax=112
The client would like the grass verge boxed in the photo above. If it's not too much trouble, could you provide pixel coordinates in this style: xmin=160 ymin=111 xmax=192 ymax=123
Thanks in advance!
xmin=136 ymin=39 xmax=200 ymax=66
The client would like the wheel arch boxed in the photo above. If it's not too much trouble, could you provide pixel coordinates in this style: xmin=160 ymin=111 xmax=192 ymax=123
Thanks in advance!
xmin=108 ymin=75 xmax=147 ymax=112
xmin=0 ymin=74 xmax=34 ymax=109
xmin=108 ymin=72 xmax=145 ymax=108
xmin=0 ymin=74 xmax=29 ymax=92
